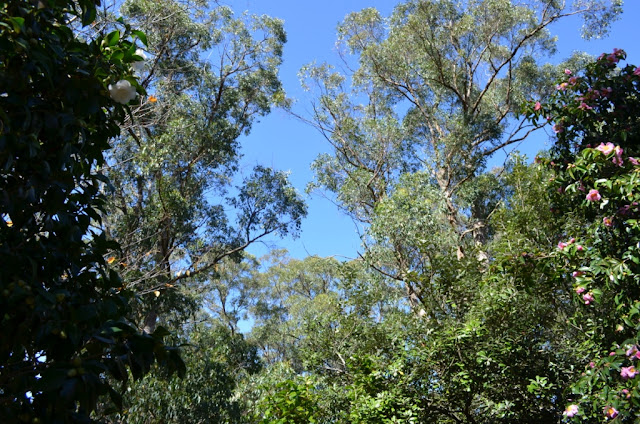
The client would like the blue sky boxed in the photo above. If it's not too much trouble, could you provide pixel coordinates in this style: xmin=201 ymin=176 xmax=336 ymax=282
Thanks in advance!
xmin=233 ymin=1 xmax=640 ymax=261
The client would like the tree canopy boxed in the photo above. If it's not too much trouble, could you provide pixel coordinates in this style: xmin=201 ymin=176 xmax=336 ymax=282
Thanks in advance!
xmin=3 ymin=0 xmax=640 ymax=423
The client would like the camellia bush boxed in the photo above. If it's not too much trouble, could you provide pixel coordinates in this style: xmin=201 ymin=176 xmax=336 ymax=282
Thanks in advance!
xmin=528 ymin=49 xmax=640 ymax=422
xmin=0 ymin=0 xmax=183 ymax=422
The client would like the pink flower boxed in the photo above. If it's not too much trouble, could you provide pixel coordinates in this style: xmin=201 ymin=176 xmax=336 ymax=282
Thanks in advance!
xmin=596 ymin=142 xmax=615 ymax=155
xmin=564 ymin=404 xmax=579 ymax=418
xmin=583 ymin=292 xmax=595 ymax=305
xmin=575 ymin=286 xmax=586 ymax=294
xmin=621 ymin=366 xmax=637 ymax=379
xmin=622 ymin=388 xmax=631 ymax=398
xmin=634 ymin=67 xmax=640 ymax=76
xmin=569 ymin=76 xmax=578 ymax=85
xmin=609 ymin=351 xmax=616 ymax=356
xmin=578 ymin=102 xmax=592 ymax=110
xmin=553 ymin=123 xmax=563 ymax=133
xmin=557 ymin=82 xmax=569 ymax=91
xmin=607 ymin=53 xmax=620 ymax=63
xmin=613 ymin=145 xmax=624 ymax=166
xmin=605 ymin=406 xmax=618 ymax=419
xmin=629 ymin=157 xmax=639 ymax=166
xmin=534 ymin=101 xmax=541 ymax=111
xmin=589 ymin=361 xmax=596 ymax=368
xmin=564 ymin=69 xmax=572 ymax=75
xmin=603 ymin=216 xmax=613 ymax=227
xmin=572 ymin=271 xmax=584 ymax=278
xmin=586 ymin=189 xmax=601 ymax=202
xmin=558 ymin=241 xmax=568 ymax=250
xmin=576 ymin=245 xmax=584 ymax=251
xmin=626 ymin=345 xmax=639 ymax=358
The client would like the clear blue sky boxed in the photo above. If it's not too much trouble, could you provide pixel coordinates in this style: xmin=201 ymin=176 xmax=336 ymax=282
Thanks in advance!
xmin=233 ymin=1 xmax=640 ymax=261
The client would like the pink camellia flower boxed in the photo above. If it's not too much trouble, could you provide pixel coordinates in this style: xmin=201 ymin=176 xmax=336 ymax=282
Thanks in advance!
xmin=557 ymin=82 xmax=569 ymax=91
xmin=621 ymin=366 xmax=638 ymax=379
xmin=564 ymin=69 xmax=572 ymax=75
xmin=586 ymin=189 xmax=601 ymax=202
xmin=553 ymin=123 xmax=564 ymax=133
xmin=629 ymin=157 xmax=639 ymax=166
xmin=569 ymin=76 xmax=578 ymax=85
xmin=607 ymin=53 xmax=620 ymax=63
xmin=576 ymin=245 xmax=584 ymax=251
xmin=634 ymin=67 xmax=640 ymax=76
xmin=563 ymin=404 xmax=579 ymax=418
xmin=572 ymin=271 xmax=584 ymax=278
xmin=626 ymin=345 xmax=639 ymax=358
xmin=596 ymin=142 xmax=615 ymax=155
xmin=575 ymin=286 xmax=586 ymax=294
xmin=534 ymin=101 xmax=541 ymax=111
xmin=609 ymin=351 xmax=616 ymax=356
xmin=605 ymin=406 xmax=618 ymax=419
xmin=603 ymin=216 xmax=613 ymax=227
xmin=613 ymin=145 xmax=624 ymax=166
xmin=583 ymin=292 xmax=595 ymax=305
xmin=558 ymin=241 xmax=568 ymax=250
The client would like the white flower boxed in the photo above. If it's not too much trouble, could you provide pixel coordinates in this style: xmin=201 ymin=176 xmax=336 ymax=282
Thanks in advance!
xmin=108 ymin=80 xmax=137 ymax=104
xmin=131 ymin=49 xmax=147 ymax=73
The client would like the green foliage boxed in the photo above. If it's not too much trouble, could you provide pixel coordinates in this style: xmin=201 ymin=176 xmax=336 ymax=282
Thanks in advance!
xmin=258 ymin=378 xmax=322 ymax=424
xmin=0 ymin=0 xmax=183 ymax=422
xmin=114 ymin=323 xmax=261 ymax=424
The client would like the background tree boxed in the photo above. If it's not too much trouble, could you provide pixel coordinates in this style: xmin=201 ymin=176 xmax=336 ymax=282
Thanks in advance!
xmin=0 ymin=1 xmax=183 ymax=422
xmin=302 ymin=0 xmax=619 ymax=309
xmin=112 ymin=321 xmax=262 ymax=423
xmin=102 ymin=0 xmax=306 ymax=334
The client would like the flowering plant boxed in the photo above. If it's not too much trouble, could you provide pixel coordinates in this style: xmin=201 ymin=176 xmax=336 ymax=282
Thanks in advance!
xmin=527 ymin=50 xmax=640 ymax=422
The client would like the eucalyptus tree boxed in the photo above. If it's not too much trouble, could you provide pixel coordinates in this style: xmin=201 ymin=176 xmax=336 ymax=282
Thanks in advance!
xmin=302 ymin=0 xmax=621 ymax=310
xmin=102 ymin=0 xmax=306 ymax=333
